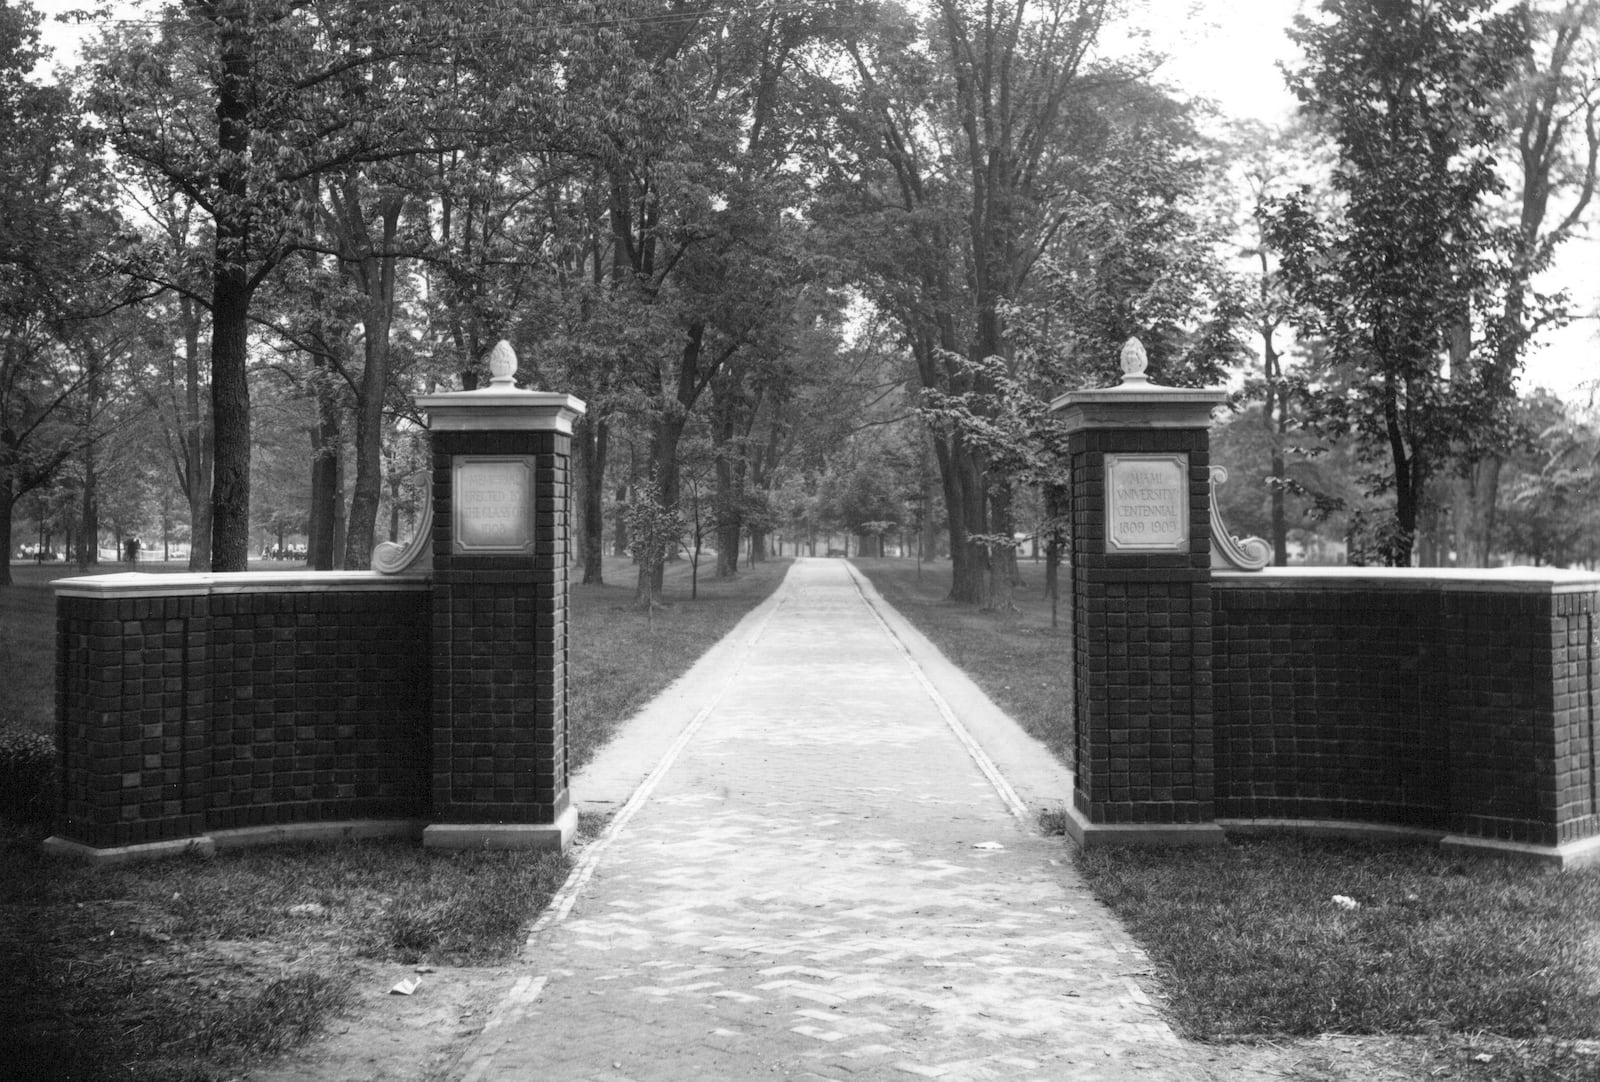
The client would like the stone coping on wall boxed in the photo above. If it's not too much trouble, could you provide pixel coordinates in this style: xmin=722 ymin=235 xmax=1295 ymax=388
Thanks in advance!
xmin=1214 ymin=565 xmax=1600 ymax=595
xmin=51 ymin=569 xmax=431 ymax=599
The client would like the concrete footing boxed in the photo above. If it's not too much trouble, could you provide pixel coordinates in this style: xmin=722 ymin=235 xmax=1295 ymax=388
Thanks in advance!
xmin=422 ymin=807 xmax=578 ymax=852
xmin=1063 ymin=805 xmax=1227 ymax=848
xmin=41 ymin=818 xmax=428 ymax=866
xmin=1216 ymin=817 xmax=1600 ymax=869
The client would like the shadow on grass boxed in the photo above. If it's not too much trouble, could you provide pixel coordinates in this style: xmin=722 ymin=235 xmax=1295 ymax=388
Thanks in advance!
xmin=1 ymin=836 xmax=568 ymax=1081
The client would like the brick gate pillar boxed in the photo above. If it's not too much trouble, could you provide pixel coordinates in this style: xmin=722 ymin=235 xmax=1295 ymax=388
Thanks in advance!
xmin=417 ymin=342 xmax=586 ymax=851
xmin=1049 ymin=339 xmax=1227 ymax=847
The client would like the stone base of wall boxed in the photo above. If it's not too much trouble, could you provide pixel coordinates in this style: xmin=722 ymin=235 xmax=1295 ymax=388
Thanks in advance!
xmin=1063 ymin=804 xmax=1226 ymax=848
xmin=421 ymin=806 xmax=577 ymax=851
xmin=1218 ymin=816 xmax=1600 ymax=870
xmin=42 ymin=818 xmax=427 ymax=867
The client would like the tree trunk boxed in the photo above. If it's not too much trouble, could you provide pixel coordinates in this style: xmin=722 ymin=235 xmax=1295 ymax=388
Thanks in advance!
xmin=341 ymin=197 xmax=402 ymax=570
xmin=333 ymin=448 xmax=348 ymax=563
xmin=1472 ymin=457 xmax=1502 ymax=566
xmin=209 ymin=271 xmax=252 ymax=572
xmin=613 ymin=479 xmax=630 ymax=557
xmin=715 ymin=439 xmax=740 ymax=578
xmin=78 ymin=443 xmax=97 ymax=568
xmin=1453 ymin=456 xmax=1504 ymax=568
xmin=341 ymin=334 xmax=387 ymax=570
xmin=636 ymin=321 xmax=718 ymax=604
xmin=717 ymin=518 xmax=740 ymax=575
xmin=578 ymin=415 xmax=608 ymax=585
xmin=572 ymin=415 xmax=589 ymax=573
xmin=179 ymin=297 xmax=212 ymax=571
xmin=1263 ymin=336 xmax=1289 ymax=566
xmin=0 ymin=483 xmax=14 ymax=587
xmin=939 ymin=432 xmax=987 ymax=604
xmin=711 ymin=372 xmax=745 ymax=580
xmin=990 ymin=476 xmax=1021 ymax=588
xmin=207 ymin=14 xmax=254 ymax=573
xmin=306 ymin=363 xmax=343 ymax=570
xmin=908 ymin=328 xmax=987 ymax=603
xmin=1383 ymin=371 xmax=1417 ymax=567
xmin=636 ymin=411 xmax=687 ymax=604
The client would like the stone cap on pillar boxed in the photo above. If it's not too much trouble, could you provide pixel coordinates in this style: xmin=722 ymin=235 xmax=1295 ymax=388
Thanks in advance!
xmin=417 ymin=341 xmax=587 ymax=433
xmin=1048 ymin=337 xmax=1226 ymax=431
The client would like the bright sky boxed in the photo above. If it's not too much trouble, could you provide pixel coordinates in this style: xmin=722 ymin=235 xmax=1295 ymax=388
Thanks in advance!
xmin=1149 ymin=0 xmax=1597 ymax=403
xmin=25 ymin=0 xmax=1599 ymax=403
xmin=1147 ymin=0 xmax=1304 ymax=124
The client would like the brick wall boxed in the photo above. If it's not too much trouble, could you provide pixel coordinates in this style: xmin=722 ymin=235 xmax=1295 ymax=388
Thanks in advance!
xmin=55 ymin=577 xmax=430 ymax=849
xmin=1212 ymin=572 xmax=1600 ymax=848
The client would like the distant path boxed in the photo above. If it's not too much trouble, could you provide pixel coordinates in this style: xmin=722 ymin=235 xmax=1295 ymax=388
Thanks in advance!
xmin=454 ymin=558 xmax=1227 ymax=1082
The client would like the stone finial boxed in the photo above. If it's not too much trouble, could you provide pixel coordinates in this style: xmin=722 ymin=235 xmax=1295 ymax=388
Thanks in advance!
xmin=486 ymin=340 xmax=518 ymax=387
xmin=1119 ymin=337 xmax=1150 ymax=384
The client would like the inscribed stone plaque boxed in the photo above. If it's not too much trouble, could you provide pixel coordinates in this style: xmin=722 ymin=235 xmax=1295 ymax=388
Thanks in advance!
xmin=453 ymin=456 xmax=535 ymax=555
xmin=1105 ymin=453 xmax=1189 ymax=553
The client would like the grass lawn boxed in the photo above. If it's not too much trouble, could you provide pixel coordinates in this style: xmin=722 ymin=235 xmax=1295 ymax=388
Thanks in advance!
xmin=0 ymin=553 xmax=791 ymax=1082
xmin=852 ymin=556 xmax=1600 ymax=1082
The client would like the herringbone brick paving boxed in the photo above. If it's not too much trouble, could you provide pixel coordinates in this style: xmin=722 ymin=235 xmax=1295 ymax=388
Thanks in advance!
xmin=456 ymin=559 xmax=1220 ymax=1081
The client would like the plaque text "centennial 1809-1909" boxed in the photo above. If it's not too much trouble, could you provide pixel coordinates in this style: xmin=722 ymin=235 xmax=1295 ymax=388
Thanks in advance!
xmin=1105 ymin=454 xmax=1188 ymax=552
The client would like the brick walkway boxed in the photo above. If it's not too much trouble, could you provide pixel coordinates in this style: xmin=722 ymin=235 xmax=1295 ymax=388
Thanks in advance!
xmin=451 ymin=559 xmax=1225 ymax=1082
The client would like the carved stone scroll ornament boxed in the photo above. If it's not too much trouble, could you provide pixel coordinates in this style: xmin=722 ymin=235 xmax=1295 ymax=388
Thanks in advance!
xmin=1208 ymin=466 xmax=1271 ymax=571
xmin=370 ymin=497 xmax=434 ymax=575
xmin=373 ymin=340 xmax=523 ymax=575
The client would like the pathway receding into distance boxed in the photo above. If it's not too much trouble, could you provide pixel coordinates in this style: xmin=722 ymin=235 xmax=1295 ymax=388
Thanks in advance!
xmin=455 ymin=558 xmax=1223 ymax=1082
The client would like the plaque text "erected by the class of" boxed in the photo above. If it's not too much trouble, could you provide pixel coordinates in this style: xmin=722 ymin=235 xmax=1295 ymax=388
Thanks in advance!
xmin=453 ymin=456 xmax=535 ymax=555
xmin=1104 ymin=453 xmax=1188 ymax=553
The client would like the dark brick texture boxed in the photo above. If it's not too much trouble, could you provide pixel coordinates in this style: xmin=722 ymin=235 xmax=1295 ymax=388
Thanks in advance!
xmin=1069 ymin=428 xmax=1215 ymax=826
xmin=1212 ymin=580 xmax=1600 ymax=847
xmin=52 ymin=419 xmax=576 ymax=855
xmin=55 ymin=586 xmax=430 ymax=848
xmin=429 ymin=430 xmax=572 ymax=826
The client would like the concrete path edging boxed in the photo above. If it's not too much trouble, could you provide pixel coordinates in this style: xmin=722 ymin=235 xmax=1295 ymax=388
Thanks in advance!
xmin=568 ymin=574 xmax=793 ymax=815
xmin=840 ymin=561 xmax=1077 ymax=825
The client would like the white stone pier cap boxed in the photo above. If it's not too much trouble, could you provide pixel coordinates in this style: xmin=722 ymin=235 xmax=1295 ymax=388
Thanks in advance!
xmin=416 ymin=340 xmax=587 ymax=434
xmin=1048 ymin=336 xmax=1226 ymax=430
xmin=373 ymin=341 xmax=586 ymax=574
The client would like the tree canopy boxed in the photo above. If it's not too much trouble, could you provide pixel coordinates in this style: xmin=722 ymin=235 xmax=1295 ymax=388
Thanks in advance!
xmin=2 ymin=0 xmax=1597 ymax=586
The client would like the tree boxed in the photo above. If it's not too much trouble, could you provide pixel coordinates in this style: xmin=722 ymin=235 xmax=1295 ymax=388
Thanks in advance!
xmin=1497 ymin=390 xmax=1600 ymax=566
xmin=1219 ymin=119 xmax=1335 ymax=565
xmin=824 ymin=0 xmax=1238 ymax=603
xmin=626 ymin=473 xmax=684 ymax=619
xmin=1210 ymin=400 xmax=1361 ymax=561
xmin=1453 ymin=0 xmax=1600 ymax=565
xmin=0 ymin=0 xmax=120 ymax=585
xmin=127 ymin=193 xmax=215 ymax=570
xmin=484 ymin=1 xmax=849 ymax=605
xmin=91 ymin=0 xmax=579 ymax=570
xmin=1266 ymin=0 xmax=1531 ymax=566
